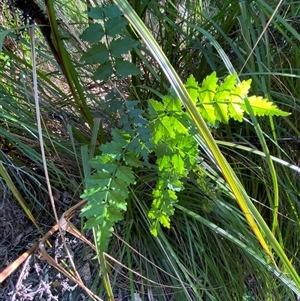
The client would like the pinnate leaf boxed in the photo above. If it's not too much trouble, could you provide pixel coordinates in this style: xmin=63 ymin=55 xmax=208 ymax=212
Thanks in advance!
xmin=232 ymin=79 xmax=251 ymax=101
xmin=171 ymin=153 xmax=185 ymax=176
xmin=88 ymin=7 xmax=104 ymax=19
xmin=111 ymin=38 xmax=140 ymax=57
xmin=228 ymin=101 xmax=244 ymax=122
xmin=185 ymin=72 xmax=289 ymax=125
xmin=95 ymin=206 xmax=122 ymax=251
xmin=148 ymin=99 xmax=164 ymax=117
xmin=163 ymin=95 xmax=182 ymax=111
xmin=105 ymin=17 xmax=128 ymax=37
xmin=102 ymin=5 xmax=123 ymax=18
xmin=81 ymin=43 xmax=109 ymax=64
xmin=149 ymin=187 xmax=177 ymax=235
xmin=80 ymin=196 xmax=106 ymax=219
xmin=80 ymin=24 xmax=105 ymax=44
xmin=93 ymin=62 xmax=113 ymax=81
xmin=115 ymin=59 xmax=141 ymax=77
xmin=116 ymin=166 xmax=136 ymax=185
xmin=109 ymin=193 xmax=128 ymax=209
xmin=100 ymin=141 xmax=123 ymax=160
xmin=151 ymin=117 xmax=175 ymax=143
xmin=198 ymin=102 xmax=216 ymax=125
xmin=123 ymin=152 xmax=143 ymax=167
xmin=214 ymin=102 xmax=229 ymax=123
xmin=215 ymin=73 xmax=237 ymax=102
xmin=89 ymin=160 xmax=117 ymax=173
xmin=199 ymin=72 xmax=218 ymax=103
xmin=244 ymin=96 xmax=290 ymax=117
xmin=185 ymin=74 xmax=199 ymax=103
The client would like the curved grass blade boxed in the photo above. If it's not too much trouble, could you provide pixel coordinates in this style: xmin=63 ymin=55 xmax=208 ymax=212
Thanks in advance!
xmin=176 ymin=203 xmax=300 ymax=296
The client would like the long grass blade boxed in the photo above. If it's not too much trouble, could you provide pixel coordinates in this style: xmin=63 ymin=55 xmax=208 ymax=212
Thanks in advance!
xmin=0 ymin=161 xmax=43 ymax=234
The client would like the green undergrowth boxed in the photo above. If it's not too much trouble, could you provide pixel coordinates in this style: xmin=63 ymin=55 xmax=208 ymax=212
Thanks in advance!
xmin=2 ymin=0 xmax=300 ymax=299
xmin=81 ymin=72 xmax=288 ymax=252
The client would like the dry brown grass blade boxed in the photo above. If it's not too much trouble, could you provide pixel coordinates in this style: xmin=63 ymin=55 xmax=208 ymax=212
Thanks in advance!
xmin=0 ymin=241 xmax=37 ymax=284
xmin=0 ymin=196 xmax=180 ymax=298
xmin=0 ymin=225 xmax=58 ymax=284
xmin=0 ymin=200 xmax=87 ymax=284
xmin=36 ymin=199 xmax=102 ymax=301
xmin=0 ymin=199 xmax=103 ymax=299
xmin=37 ymin=242 xmax=102 ymax=301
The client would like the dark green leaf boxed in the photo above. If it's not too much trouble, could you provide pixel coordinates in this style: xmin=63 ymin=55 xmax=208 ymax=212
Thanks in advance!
xmin=109 ymin=189 xmax=129 ymax=205
xmin=81 ymin=43 xmax=109 ymax=64
xmin=110 ymin=38 xmax=140 ymax=57
xmin=123 ymin=152 xmax=142 ymax=167
xmin=105 ymin=17 xmax=128 ymax=37
xmin=116 ymin=166 xmax=135 ymax=184
xmin=88 ymin=7 xmax=104 ymax=19
xmin=80 ymin=199 xmax=106 ymax=218
xmin=80 ymin=24 xmax=105 ymax=43
xmin=93 ymin=62 xmax=113 ymax=81
xmin=89 ymin=161 xmax=117 ymax=173
xmin=100 ymin=141 xmax=123 ymax=160
xmin=103 ymin=5 xmax=123 ymax=18
xmin=87 ymin=174 xmax=111 ymax=188
xmin=111 ymin=128 xmax=131 ymax=145
xmin=115 ymin=59 xmax=141 ymax=77
xmin=110 ymin=178 xmax=129 ymax=198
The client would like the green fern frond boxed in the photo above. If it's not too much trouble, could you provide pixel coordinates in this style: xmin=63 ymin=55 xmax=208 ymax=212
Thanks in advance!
xmin=186 ymin=72 xmax=289 ymax=126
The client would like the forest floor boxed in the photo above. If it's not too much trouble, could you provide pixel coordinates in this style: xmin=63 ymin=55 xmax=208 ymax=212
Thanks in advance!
xmin=0 ymin=166 xmax=99 ymax=300
xmin=0 ymin=108 xmax=101 ymax=300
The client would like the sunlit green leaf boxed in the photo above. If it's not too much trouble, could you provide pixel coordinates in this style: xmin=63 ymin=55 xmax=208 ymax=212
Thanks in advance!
xmin=148 ymin=99 xmax=165 ymax=117
xmin=244 ymin=96 xmax=291 ymax=117
xmin=185 ymin=74 xmax=199 ymax=103
xmin=163 ymin=95 xmax=182 ymax=111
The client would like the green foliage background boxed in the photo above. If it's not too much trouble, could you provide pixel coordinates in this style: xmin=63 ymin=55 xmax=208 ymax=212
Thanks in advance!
xmin=1 ymin=0 xmax=300 ymax=300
